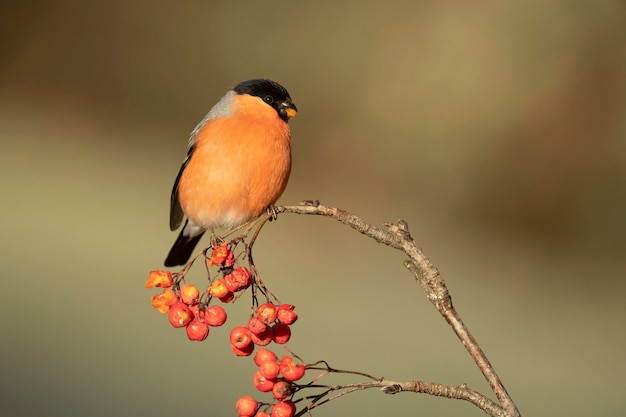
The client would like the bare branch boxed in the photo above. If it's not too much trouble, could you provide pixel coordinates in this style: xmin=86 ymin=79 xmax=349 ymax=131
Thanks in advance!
xmin=277 ymin=202 xmax=521 ymax=417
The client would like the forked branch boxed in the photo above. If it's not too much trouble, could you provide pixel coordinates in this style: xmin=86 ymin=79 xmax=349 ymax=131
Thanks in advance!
xmin=274 ymin=201 xmax=521 ymax=417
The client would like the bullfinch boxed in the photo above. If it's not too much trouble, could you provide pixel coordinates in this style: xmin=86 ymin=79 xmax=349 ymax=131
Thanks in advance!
xmin=164 ymin=79 xmax=297 ymax=267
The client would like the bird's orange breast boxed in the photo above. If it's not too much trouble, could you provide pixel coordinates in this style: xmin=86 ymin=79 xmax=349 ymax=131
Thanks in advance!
xmin=177 ymin=94 xmax=292 ymax=230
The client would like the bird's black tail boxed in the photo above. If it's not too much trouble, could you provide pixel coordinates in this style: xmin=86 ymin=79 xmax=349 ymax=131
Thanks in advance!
xmin=164 ymin=228 xmax=205 ymax=267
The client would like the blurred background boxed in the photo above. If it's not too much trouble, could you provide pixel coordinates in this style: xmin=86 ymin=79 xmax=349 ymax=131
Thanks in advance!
xmin=1 ymin=1 xmax=625 ymax=416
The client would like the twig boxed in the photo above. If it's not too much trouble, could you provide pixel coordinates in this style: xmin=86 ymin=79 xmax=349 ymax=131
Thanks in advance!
xmin=295 ymin=379 xmax=505 ymax=417
xmin=276 ymin=202 xmax=521 ymax=417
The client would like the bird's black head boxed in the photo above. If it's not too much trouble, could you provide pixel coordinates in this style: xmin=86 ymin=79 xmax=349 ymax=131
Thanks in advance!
xmin=234 ymin=79 xmax=297 ymax=122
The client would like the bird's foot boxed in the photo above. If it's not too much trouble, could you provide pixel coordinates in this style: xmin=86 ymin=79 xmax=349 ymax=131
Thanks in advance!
xmin=209 ymin=232 xmax=224 ymax=247
xmin=266 ymin=205 xmax=280 ymax=222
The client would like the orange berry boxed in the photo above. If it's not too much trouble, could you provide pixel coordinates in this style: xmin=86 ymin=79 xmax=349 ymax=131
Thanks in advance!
xmin=235 ymin=395 xmax=258 ymax=417
xmin=145 ymin=270 xmax=174 ymax=289
xmin=254 ymin=348 xmax=278 ymax=366
xmin=150 ymin=288 xmax=178 ymax=314
xmin=259 ymin=359 xmax=280 ymax=379
xmin=219 ymin=291 xmax=235 ymax=303
xmin=180 ymin=284 xmax=200 ymax=305
xmin=270 ymin=400 xmax=295 ymax=417
xmin=208 ymin=279 xmax=229 ymax=298
xmin=257 ymin=303 xmax=278 ymax=324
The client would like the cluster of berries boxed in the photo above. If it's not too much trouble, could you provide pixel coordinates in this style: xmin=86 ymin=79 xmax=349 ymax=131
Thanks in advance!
xmin=230 ymin=302 xmax=297 ymax=356
xmin=146 ymin=244 xmax=298 ymax=349
xmin=206 ymin=244 xmax=253 ymax=302
xmin=146 ymin=269 xmax=228 ymax=341
xmin=235 ymin=348 xmax=305 ymax=417
xmin=146 ymin=244 xmax=304 ymax=416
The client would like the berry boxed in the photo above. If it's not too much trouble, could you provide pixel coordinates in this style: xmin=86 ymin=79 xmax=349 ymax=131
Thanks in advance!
xmin=271 ymin=323 xmax=291 ymax=344
xmin=279 ymin=356 xmax=305 ymax=382
xmin=168 ymin=302 xmax=194 ymax=328
xmin=250 ymin=328 xmax=273 ymax=346
xmin=150 ymin=288 xmax=178 ymax=314
xmin=271 ymin=380 xmax=292 ymax=400
xmin=258 ymin=359 xmax=280 ymax=379
xmin=253 ymin=370 xmax=276 ymax=392
xmin=219 ymin=291 xmax=235 ymax=303
xmin=277 ymin=304 xmax=298 ymax=325
xmin=224 ymin=267 xmax=253 ymax=292
xmin=145 ymin=270 xmax=174 ymax=289
xmin=187 ymin=303 xmax=203 ymax=317
xmin=235 ymin=395 xmax=258 ymax=417
xmin=254 ymin=348 xmax=278 ymax=366
xmin=180 ymin=284 xmax=200 ymax=305
xmin=186 ymin=317 xmax=209 ymax=341
xmin=208 ymin=279 xmax=229 ymax=298
xmin=205 ymin=305 xmax=227 ymax=326
xmin=257 ymin=303 xmax=278 ymax=324
xmin=230 ymin=326 xmax=252 ymax=349
xmin=270 ymin=400 xmax=295 ymax=417
xmin=208 ymin=244 xmax=235 ymax=267
xmin=231 ymin=342 xmax=255 ymax=357
xmin=247 ymin=316 xmax=268 ymax=335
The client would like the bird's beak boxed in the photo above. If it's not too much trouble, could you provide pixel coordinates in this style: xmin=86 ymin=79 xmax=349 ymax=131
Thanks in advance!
xmin=281 ymin=98 xmax=298 ymax=120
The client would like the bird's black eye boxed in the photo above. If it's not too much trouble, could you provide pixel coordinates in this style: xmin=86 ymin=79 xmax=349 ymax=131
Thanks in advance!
xmin=263 ymin=95 xmax=274 ymax=104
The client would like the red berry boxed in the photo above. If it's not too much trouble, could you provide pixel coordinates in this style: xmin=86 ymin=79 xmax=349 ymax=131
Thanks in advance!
xmin=235 ymin=395 xmax=258 ymax=417
xmin=231 ymin=342 xmax=254 ymax=357
xmin=259 ymin=359 xmax=280 ymax=379
xmin=168 ymin=302 xmax=194 ymax=328
xmin=187 ymin=303 xmax=202 ymax=317
xmin=270 ymin=400 xmax=296 ymax=417
xmin=180 ymin=284 xmax=200 ymax=305
xmin=224 ymin=266 xmax=253 ymax=292
xmin=277 ymin=304 xmax=298 ymax=325
xmin=230 ymin=326 xmax=252 ymax=349
xmin=186 ymin=317 xmax=209 ymax=341
xmin=272 ymin=380 xmax=292 ymax=400
xmin=257 ymin=302 xmax=278 ymax=324
xmin=254 ymin=348 xmax=278 ymax=366
xmin=279 ymin=356 xmax=306 ymax=382
xmin=255 ymin=412 xmax=270 ymax=417
xmin=247 ymin=316 xmax=268 ymax=335
xmin=250 ymin=327 xmax=273 ymax=346
xmin=205 ymin=305 xmax=227 ymax=326
xmin=252 ymin=370 xmax=276 ymax=392
xmin=223 ymin=274 xmax=239 ymax=292
xmin=271 ymin=323 xmax=291 ymax=344
xmin=208 ymin=244 xmax=235 ymax=267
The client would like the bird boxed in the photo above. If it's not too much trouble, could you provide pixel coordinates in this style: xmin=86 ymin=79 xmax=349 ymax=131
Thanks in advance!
xmin=164 ymin=79 xmax=297 ymax=267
